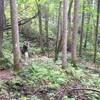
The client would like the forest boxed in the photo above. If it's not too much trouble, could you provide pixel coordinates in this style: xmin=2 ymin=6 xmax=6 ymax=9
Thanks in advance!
xmin=0 ymin=0 xmax=100 ymax=99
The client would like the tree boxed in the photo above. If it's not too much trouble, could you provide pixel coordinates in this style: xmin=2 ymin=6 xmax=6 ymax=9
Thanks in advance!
xmin=38 ymin=4 xmax=44 ymax=54
xmin=67 ymin=0 xmax=73 ymax=51
xmin=10 ymin=0 xmax=21 ymax=70
xmin=79 ymin=0 xmax=85 ymax=57
xmin=93 ymin=0 xmax=100 ymax=63
xmin=45 ymin=5 xmax=49 ymax=57
xmin=84 ymin=13 xmax=90 ymax=48
xmin=84 ymin=0 xmax=92 ymax=48
xmin=62 ymin=0 xmax=68 ymax=68
xmin=71 ymin=0 xmax=79 ymax=64
xmin=55 ymin=1 xmax=62 ymax=61
xmin=0 ymin=0 xmax=4 ymax=57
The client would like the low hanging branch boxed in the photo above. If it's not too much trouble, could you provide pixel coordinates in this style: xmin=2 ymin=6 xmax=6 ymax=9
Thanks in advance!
xmin=3 ymin=12 xmax=38 ymax=31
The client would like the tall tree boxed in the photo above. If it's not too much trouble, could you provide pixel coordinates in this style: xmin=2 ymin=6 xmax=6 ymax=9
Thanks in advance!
xmin=10 ymin=0 xmax=21 ymax=70
xmin=68 ymin=0 xmax=73 ymax=51
xmin=0 ymin=0 xmax=4 ymax=57
xmin=38 ymin=4 xmax=44 ymax=54
xmin=93 ymin=0 xmax=100 ymax=63
xmin=79 ymin=0 xmax=85 ymax=56
xmin=55 ymin=1 xmax=62 ymax=61
xmin=84 ymin=13 xmax=90 ymax=48
xmin=62 ymin=0 xmax=68 ymax=68
xmin=71 ymin=0 xmax=79 ymax=64
xmin=45 ymin=5 xmax=49 ymax=57
xmin=84 ymin=0 xmax=91 ymax=48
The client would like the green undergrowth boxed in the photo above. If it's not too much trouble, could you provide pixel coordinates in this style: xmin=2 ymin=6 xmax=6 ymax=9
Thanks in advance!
xmin=0 ymin=57 xmax=100 ymax=99
xmin=20 ymin=59 xmax=69 ymax=88
xmin=16 ymin=58 xmax=100 ymax=99
xmin=82 ymin=49 xmax=100 ymax=64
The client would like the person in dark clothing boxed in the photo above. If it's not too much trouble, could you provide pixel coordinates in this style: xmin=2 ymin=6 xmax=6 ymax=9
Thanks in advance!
xmin=20 ymin=41 xmax=29 ymax=64
xmin=21 ymin=44 xmax=28 ymax=55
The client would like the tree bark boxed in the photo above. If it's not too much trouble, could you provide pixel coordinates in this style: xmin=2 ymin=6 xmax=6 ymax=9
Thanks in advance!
xmin=38 ymin=4 xmax=44 ymax=54
xmin=55 ymin=1 xmax=62 ymax=61
xmin=0 ymin=0 xmax=4 ymax=57
xmin=68 ymin=0 xmax=73 ymax=51
xmin=71 ymin=0 xmax=79 ymax=64
xmin=93 ymin=0 xmax=100 ymax=63
xmin=79 ymin=0 xmax=85 ymax=57
xmin=10 ymin=0 xmax=21 ymax=70
xmin=62 ymin=0 xmax=68 ymax=68
xmin=84 ymin=13 xmax=90 ymax=48
xmin=45 ymin=5 xmax=49 ymax=57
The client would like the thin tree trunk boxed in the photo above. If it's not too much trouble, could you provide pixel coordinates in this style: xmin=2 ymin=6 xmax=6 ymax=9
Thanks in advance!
xmin=62 ymin=0 xmax=68 ymax=68
xmin=93 ymin=0 xmax=100 ymax=63
xmin=55 ymin=1 xmax=62 ymax=61
xmin=84 ymin=0 xmax=92 ymax=48
xmin=45 ymin=5 xmax=49 ymax=57
xmin=71 ymin=0 xmax=79 ymax=64
xmin=38 ymin=4 xmax=44 ymax=54
xmin=68 ymin=0 xmax=73 ymax=51
xmin=0 ymin=0 xmax=4 ymax=57
xmin=79 ymin=0 xmax=85 ymax=56
xmin=84 ymin=14 xmax=90 ymax=48
xmin=10 ymin=0 xmax=21 ymax=70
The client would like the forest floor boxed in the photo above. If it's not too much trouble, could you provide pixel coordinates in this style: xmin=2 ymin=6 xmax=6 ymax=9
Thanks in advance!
xmin=0 ymin=59 xmax=99 ymax=81
xmin=0 ymin=70 xmax=13 ymax=80
xmin=0 ymin=54 xmax=100 ymax=100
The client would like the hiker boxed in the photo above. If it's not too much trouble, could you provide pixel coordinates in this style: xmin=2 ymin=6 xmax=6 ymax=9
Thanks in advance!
xmin=21 ymin=41 xmax=29 ymax=65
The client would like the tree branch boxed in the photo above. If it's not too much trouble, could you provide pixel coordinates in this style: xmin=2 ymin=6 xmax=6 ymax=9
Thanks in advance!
xmin=55 ymin=87 xmax=100 ymax=97
xmin=70 ymin=88 xmax=100 ymax=93
xmin=3 ymin=12 xmax=38 ymax=31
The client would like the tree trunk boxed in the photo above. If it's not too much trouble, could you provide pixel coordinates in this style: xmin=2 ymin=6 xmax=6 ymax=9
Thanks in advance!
xmin=45 ymin=5 xmax=49 ymax=57
xmin=79 ymin=0 xmax=85 ymax=57
xmin=93 ymin=0 xmax=100 ymax=63
xmin=62 ymin=0 xmax=68 ymax=68
xmin=0 ymin=0 xmax=4 ymax=57
xmin=84 ymin=0 xmax=92 ymax=48
xmin=38 ymin=4 xmax=44 ymax=54
xmin=71 ymin=0 xmax=79 ymax=65
xmin=10 ymin=0 xmax=21 ymax=70
xmin=68 ymin=0 xmax=73 ymax=52
xmin=55 ymin=1 xmax=62 ymax=61
xmin=84 ymin=13 xmax=90 ymax=48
